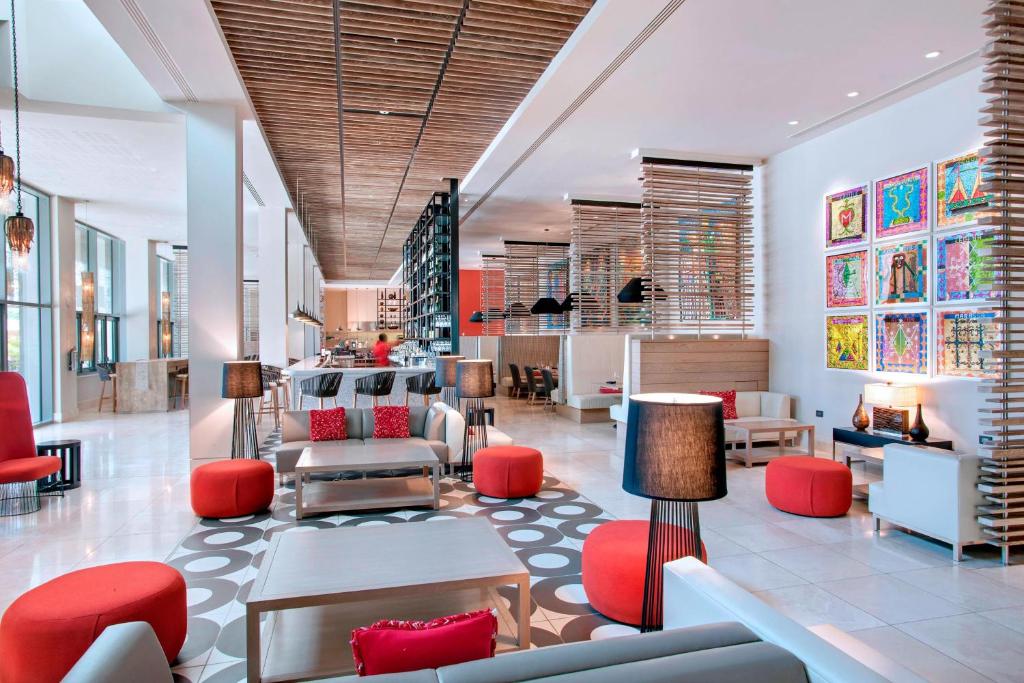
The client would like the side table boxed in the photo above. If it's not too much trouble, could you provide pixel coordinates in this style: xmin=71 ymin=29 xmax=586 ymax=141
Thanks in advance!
xmin=831 ymin=427 xmax=952 ymax=465
xmin=36 ymin=439 xmax=82 ymax=492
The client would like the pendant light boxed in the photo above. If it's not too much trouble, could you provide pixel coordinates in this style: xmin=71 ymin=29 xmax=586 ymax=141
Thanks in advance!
xmin=617 ymin=277 xmax=645 ymax=303
xmin=4 ymin=0 xmax=31 ymax=267
xmin=530 ymin=297 xmax=564 ymax=315
xmin=468 ymin=311 xmax=484 ymax=323
xmin=560 ymin=293 xmax=575 ymax=312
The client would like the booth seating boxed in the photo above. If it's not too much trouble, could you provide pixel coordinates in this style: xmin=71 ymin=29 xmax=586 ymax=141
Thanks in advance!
xmin=190 ymin=459 xmax=275 ymax=518
xmin=473 ymin=446 xmax=544 ymax=498
xmin=766 ymin=456 xmax=852 ymax=518
xmin=556 ymin=335 xmax=626 ymax=423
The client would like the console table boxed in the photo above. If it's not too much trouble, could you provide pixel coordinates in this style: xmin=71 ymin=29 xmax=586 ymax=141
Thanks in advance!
xmin=831 ymin=427 xmax=953 ymax=465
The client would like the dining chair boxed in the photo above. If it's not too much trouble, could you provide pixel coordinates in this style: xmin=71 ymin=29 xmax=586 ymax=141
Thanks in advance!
xmin=354 ymin=371 xmax=396 ymax=407
xmin=509 ymin=364 xmax=527 ymax=399
xmin=299 ymin=373 xmax=343 ymax=409
xmin=540 ymin=369 xmax=557 ymax=411
xmin=405 ymin=371 xmax=441 ymax=406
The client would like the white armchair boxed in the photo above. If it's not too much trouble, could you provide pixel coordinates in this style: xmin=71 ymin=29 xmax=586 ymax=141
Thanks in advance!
xmin=869 ymin=443 xmax=986 ymax=561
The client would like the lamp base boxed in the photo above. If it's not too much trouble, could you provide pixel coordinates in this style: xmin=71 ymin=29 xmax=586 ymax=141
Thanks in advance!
xmin=459 ymin=397 xmax=489 ymax=482
xmin=641 ymin=499 xmax=703 ymax=633
xmin=231 ymin=397 xmax=260 ymax=460
xmin=442 ymin=386 xmax=458 ymax=411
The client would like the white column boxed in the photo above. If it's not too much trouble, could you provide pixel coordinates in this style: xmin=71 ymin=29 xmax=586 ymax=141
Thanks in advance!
xmin=50 ymin=196 xmax=77 ymax=422
xmin=286 ymin=213 xmax=305 ymax=361
xmin=185 ymin=103 xmax=243 ymax=464
xmin=124 ymin=237 xmax=158 ymax=360
xmin=258 ymin=206 xmax=288 ymax=367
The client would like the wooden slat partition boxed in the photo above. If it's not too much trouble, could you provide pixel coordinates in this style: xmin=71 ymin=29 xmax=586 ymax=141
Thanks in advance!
xmin=480 ymin=254 xmax=506 ymax=336
xmin=503 ymin=240 xmax=570 ymax=335
xmin=498 ymin=336 xmax=560 ymax=383
xmin=630 ymin=337 xmax=768 ymax=395
xmin=978 ymin=0 xmax=1024 ymax=563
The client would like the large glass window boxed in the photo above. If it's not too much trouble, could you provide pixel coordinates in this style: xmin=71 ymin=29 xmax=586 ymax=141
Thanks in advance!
xmin=75 ymin=223 xmax=124 ymax=373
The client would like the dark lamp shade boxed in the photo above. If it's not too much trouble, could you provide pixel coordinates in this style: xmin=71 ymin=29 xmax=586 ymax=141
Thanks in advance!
xmin=468 ymin=311 xmax=484 ymax=323
xmin=508 ymin=302 xmax=529 ymax=318
xmin=560 ymin=294 xmax=575 ymax=312
xmin=456 ymin=359 xmax=494 ymax=398
xmin=623 ymin=393 xmax=727 ymax=502
xmin=222 ymin=361 xmax=263 ymax=399
xmin=617 ymin=277 xmax=645 ymax=303
xmin=530 ymin=297 xmax=564 ymax=315
xmin=434 ymin=355 xmax=465 ymax=388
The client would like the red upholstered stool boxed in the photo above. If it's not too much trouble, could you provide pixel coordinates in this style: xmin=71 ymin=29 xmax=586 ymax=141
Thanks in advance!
xmin=766 ymin=456 xmax=852 ymax=517
xmin=472 ymin=446 xmax=543 ymax=498
xmin=0 ymin=561 xmax=186 ymax=683
xmin=190 ymin=459 xmax=274 ymax=518
xmin=581 ymin=520 xmax=707 ymax=626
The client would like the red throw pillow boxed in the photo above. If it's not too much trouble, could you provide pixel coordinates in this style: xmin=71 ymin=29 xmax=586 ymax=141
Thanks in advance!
xmin=372 ymin=405 xmax=410 ymax=438
xmin=350 ymin=609 xmax=497 ymax=676
xmin=309 ymin=407 xmax=347 ymax=441
xmin=599 ymin=386 xmax=623 ymax=394
xmin=699 ymin=389 xmax=738 ymax=420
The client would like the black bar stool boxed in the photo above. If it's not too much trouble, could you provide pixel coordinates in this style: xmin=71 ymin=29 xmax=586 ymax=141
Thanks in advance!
xmin=405 ymin=371 xmax=442 ymax=406
xmin=355 ymin=371 xmax=396 ymax=407
xmin=299 ymin=373 xmax=343 ymax=409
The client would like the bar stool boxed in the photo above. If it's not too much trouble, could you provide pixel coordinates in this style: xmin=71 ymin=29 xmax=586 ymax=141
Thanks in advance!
xmin=405 ymin=371 xmax=441 ymax=406
xmin=257 ymin=365 xmax=283 ymax=428
xmin=354 ymin=371 xmax=396 ymax=407
xmin=299 ymin=373 xmax=343 ymax=409
xmin=175 ymin=371 xmax=189 ymax=409
xmin=97 ymin=363 xmax=118 ymax=413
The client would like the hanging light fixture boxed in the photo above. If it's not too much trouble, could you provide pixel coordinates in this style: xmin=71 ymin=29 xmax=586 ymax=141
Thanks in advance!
xmin=468 ymin=311 xmax=484 ymax=323
xmin=530 ymin=297 xmax=564 ymax=315
xmin=617 ymin=277 xmax=645 ymax=304
xmin=5 ymin=0 xmax=32 ymax=268
xmin=560 ymin=293 xmax=575 ymax=312
xmin=0 ymin=132 xmax=12 ymax=203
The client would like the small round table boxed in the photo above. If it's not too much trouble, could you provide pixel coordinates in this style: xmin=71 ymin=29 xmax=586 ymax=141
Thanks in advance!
xmin=35 ymin=440 xmax=82 ymax=491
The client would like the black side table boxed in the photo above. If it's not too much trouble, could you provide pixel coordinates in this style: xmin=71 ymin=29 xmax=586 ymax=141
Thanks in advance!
xmin=832 ymin=427 xmax=953 ymax=464
xmin=36 ymin=439 xmax=82 ymax=491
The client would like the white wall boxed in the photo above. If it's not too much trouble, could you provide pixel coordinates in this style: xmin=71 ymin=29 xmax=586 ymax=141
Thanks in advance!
xmin=763 ymin=68 xmax=986 ymax=450
xmin=565 ymin=334 xmax=625 ymax=396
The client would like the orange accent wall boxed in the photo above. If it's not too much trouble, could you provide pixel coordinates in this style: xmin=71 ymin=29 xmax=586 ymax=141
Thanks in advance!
xmin=460 ymin=269 xmax=483 ymax=336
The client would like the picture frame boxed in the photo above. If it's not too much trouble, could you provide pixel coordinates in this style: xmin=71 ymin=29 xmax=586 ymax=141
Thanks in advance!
xmin=875 ymin=167 xmax=928 ymax=240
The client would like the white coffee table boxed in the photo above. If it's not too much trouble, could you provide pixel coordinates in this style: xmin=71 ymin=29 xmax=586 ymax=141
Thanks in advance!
xmin=728 ymin=420 xmax=815 ymax=467
xmin=295 ymin=442 xmax=439 ymax=518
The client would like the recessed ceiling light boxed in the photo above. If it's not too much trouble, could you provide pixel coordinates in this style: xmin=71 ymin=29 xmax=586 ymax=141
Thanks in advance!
xmin=788 ymin=120 xmax=800 ymax=126
xmin=379 ymin=110 xmax=390 ymax=115
xmin=925 ymin=50 xmax=941 ymax=59
xmin=630 ymin=148 xmax=640 ymax=159
xmin=847 ymin=91 xmax=860 ymax=98
xmin=562 ymin=192 xmax=570 ymax=201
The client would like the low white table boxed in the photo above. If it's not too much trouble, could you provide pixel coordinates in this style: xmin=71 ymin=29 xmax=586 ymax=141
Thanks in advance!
xmin=295 ymin=442 xmax=439 ymax=518
xmin=246 ymin=517 xmax=530 ymax=682
xmin=728 ymin=420 xmax=815 ymax=467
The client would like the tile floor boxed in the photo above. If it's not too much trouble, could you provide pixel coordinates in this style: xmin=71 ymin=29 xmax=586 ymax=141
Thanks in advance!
xmin=1 ymin=396 xmax=1022 ymax=681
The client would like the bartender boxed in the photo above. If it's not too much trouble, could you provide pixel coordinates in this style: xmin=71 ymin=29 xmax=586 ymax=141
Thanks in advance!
xmin=372 ymin=333 xmax=394 ymax=367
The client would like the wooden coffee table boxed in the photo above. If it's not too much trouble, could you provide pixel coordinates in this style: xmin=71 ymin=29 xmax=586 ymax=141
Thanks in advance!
xmin=295 ymin=442 xmax=440 ymax=518
xmin=246 ymin=517 xmax=531 ymax=682
xmin=728 ymin=420 xmax=815 ymax=467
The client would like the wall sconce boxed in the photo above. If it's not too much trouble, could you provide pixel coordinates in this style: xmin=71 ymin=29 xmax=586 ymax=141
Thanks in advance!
xmin=161 ymin=291 xmax=172 ymax=357
xmin=81 ymin=272 xmax=95 ymax=364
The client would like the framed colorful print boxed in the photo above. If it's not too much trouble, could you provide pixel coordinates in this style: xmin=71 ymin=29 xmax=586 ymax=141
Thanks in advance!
xmin=826 ymin=249 xmax=869 ymax=308
xmin=936 ymin=309 xmax=999 ymax=379
xmin=825 ymin=185 xmax=868 ymax=248
xmin=875 ymin=167 xmax=928 ymax=239
xmin=875 ymin=311 xmax=928 ymax=375
xmin=826 ymin=314 xmax=869 ymax=370
xmin=876 ymin=239 xmax=928 ymax=305
xmin=936 ymin=151 xmax=991 ymax=229
xmin=935 ymin=228 xmax=996 ymax=303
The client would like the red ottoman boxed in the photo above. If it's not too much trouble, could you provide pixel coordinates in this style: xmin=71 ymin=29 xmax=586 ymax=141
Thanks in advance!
xmin=190 ymin=459 xmax=274 ymax=518
xmin=582 ymin=520 xmax=706 ymax=626
xmin=0 ymin=561 xmax=186 ymax=683
xmin=472 ymin=446 xmax=543 ymax=498
xmin=766 ymin=456 xmax=852 ymax=517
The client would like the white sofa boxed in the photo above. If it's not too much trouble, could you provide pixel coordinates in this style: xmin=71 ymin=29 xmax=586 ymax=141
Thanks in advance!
xmin=869 ymin=443 xmax=986 ymax=561
xmin=613 ymin=390 xmax=794 ymax=439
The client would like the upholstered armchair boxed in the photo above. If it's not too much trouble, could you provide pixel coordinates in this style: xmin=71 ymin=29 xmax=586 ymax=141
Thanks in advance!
xmin=0 ymin=372 xmax=62 ymax=515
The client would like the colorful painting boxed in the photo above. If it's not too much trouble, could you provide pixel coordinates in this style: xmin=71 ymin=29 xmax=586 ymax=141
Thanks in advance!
xmin=826 ymin=250 xmax=869 ymax=308
xmin=876 ymin=239 xmax=928 ymax=305
xmin=826 ymin=314 xmax=869 ymax=370
xmin=936 ymin=228 xmax=996 ymax=302
xmin=875 ymin=167 xmax=928 ymax=239
xmin=937 ymin=151 xmax=991 ymax=228
xmin=825 ymin=185 xmax=868 ymax=247
xmin=875 ymin=311 xmax=928 ymax=374
xmin=936 ymin=309 xmax=999 ymax=379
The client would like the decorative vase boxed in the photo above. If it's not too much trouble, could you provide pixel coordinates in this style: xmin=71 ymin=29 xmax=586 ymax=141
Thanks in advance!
xmin=909 ymin=404 xmax=929 ymax=442
xmin=852 ymin=394 xmax=870 ymax=431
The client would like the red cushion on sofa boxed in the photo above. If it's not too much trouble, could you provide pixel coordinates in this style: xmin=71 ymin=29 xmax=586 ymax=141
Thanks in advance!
xmin=372 ymin=406 xmax=410 ymax=438
xmin=350 ymin=609 xmax=497 ymax=676
xmin=310 ymin=407 xmax=347 ymax=441
xmin=699 ymin=389 xmax=737 ymax=419
xmin=598 ymin=386 xmax=622 ymax=394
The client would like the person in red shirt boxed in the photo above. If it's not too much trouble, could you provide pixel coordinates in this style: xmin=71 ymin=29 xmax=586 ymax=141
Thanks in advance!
xmin=372 ymin=333 xmax=392 ymax=367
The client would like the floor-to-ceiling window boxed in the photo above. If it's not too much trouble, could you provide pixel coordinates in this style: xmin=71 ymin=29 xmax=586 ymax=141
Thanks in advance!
xmin=157 ymin=256 xmax=174 ymax=358
xmin=75 ymin=223 xmax=124 ymax=373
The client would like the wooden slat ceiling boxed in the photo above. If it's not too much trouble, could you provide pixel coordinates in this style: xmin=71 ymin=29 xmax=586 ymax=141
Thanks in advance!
xmin=211 ymin=0 xmax=595 ymax=280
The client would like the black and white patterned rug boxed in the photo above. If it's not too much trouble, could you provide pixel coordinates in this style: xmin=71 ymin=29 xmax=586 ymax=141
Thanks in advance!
xmin=170 ymin=431 xmax=632 ymax=683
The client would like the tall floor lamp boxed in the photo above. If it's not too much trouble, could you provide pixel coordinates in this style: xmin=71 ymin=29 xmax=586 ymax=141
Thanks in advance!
xmin=623 ymin=393 xmax=727 ymax=632
xmin=456 ymin=359 xmax=494 ymax=482
xmin=434 ymin=355 xmax=464 ymax=409
xmin=223 ymin=361 xmax=263 ymax=460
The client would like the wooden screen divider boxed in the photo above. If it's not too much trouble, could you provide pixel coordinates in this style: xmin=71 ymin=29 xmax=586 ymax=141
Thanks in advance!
xmin=978 ymin=0 xmax=1024 ymax=564
xmin=502 ymin=240 xmax=570 ymax=336
xmin=630 ymin=338 xmax=769 ymax=395
xmin=480 ymin=254 xmax=506 ymax=336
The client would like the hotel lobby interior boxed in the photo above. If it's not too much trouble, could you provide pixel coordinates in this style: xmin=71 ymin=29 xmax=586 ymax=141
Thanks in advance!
xmin=1 ymin=0 xmax=1023 ymax=681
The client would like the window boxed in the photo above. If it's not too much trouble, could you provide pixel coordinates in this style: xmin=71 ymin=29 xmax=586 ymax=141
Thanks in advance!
xmin=75 ymin=223 xmax=124 ymax=373
xmin=157 ymin=256 xmax=174 ymax=358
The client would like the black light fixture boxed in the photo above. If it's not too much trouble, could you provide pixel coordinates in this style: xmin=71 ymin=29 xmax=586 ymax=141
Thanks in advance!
xmin=530 ymin=297 xmax=564 ymax=315
xmin=508 ymin=302 xmax=529 ymax=318
xmin=290 ymin=303 xmax=323 ymax=327
xmin=560 ymin=293 xmax=575 ymax=312
xmin=468 ymin=310 xmax=484 ymax=323
xmin=223 ymin=361 xmax=264 ymax=460
xmin=4 ymin=0 xmax=31 ymax=268
xmin=617 ymin=277 xmax=645 ymax=304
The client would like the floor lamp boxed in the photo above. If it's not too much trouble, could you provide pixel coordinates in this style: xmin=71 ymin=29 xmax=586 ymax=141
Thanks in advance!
xmin=433 ymin=355 xmax=464 ymax=410
xmin=223 ymin=361 xmax=263 ymax=460
xmin=623 ymin=393 xmax=727 ymax=632
xmin=456 ymin=359 xmax=494 ymax=483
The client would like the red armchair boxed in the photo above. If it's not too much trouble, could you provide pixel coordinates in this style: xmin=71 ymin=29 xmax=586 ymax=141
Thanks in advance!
xmin=0 ymin=372 xmax=62 ymax=516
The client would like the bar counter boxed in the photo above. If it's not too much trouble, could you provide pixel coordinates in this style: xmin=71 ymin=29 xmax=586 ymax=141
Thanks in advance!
xmin=285 ymin=357 xmax=434 ymax=409
xmin=115 ymin=357 xmax=188 ymax=412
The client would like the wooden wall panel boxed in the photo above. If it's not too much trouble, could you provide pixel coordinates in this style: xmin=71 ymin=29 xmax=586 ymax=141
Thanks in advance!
xmin=498 ymin=336 xmax=560 ymax=381
xmin=630 ymin=338 xmax=769 ymax=395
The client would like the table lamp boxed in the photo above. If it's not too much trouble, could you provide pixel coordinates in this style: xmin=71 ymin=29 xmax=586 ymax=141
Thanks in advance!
xmin=456 ymin=359 xmax=494 ymax=482
xmin=223 ymin=361 xmax=263 ymax=459
xmin=623 ymin=393 xmax=726 ymax=632
xmin=433 ymin=355 xmax=465 ymax=408
xmin=863 ymin=382 xmax=919 ymax=437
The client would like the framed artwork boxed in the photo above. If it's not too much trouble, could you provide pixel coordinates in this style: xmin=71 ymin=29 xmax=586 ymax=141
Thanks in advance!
xmin=936 ymin=151 xmax=991 ymax=229
xmin=825 ymin=185 xmax=868 ymax=248
xmin=826 ymin=314 xmax=869 ymax=370
xmin=936 ymin=309 xmax=999 ymax=379
xmin=935 ymin=228 xmax=996 ymax=303
xmin=876 ymin=239 xmax=928 ymax=305
xmin=875 ymin=311 xmax=928 ymax=374
xmin=875 ymin=167 xmax=928 ymax=239
xmin=826 ymin=250 xmax=869 ymax=308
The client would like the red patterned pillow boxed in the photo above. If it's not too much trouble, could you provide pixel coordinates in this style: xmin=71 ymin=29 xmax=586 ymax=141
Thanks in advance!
xmin=309 ymin=407 xmax=346 ymax=441
xmin=372 ymin=405 xmax=410 ymax=438
xmin=350 ymin=609 xmax=497 ymax=676
xmin=699 ymin=389 xmax=738 ymax=420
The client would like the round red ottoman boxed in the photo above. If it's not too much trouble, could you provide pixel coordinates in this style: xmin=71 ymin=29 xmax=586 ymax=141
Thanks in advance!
xmin=581 ymin=520 xmax=707 ymax=626
xmin=472 ymin=446 xmax=544 ymax=498
xmin=190 ymin=459 xmax=274 ymax=518
xmin=766 ymin=456 xmax=852 ymax=517
xmin=0 ymin=561 xmax=186 ymax=683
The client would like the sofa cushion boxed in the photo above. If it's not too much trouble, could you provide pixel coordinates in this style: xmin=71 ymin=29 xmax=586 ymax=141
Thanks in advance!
xmin=275 ymin=439 xmax=366 ymax=474
xmin=567 ymin=394 xmax=619 ymax=410
xmin=310 ymin=408 xmax=347 ymax=441
xmin=424 ymin=403 xmax=447 ymax=442
xmin=373 ymin=406 xmax=412 ymax=438
xmin=361 ymin=406 xmax=430 ymax=439
xmin=699 ymin=390 xmax=737 ymax=419
xmin=734 ymin=392 xmax=761 ymax=419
